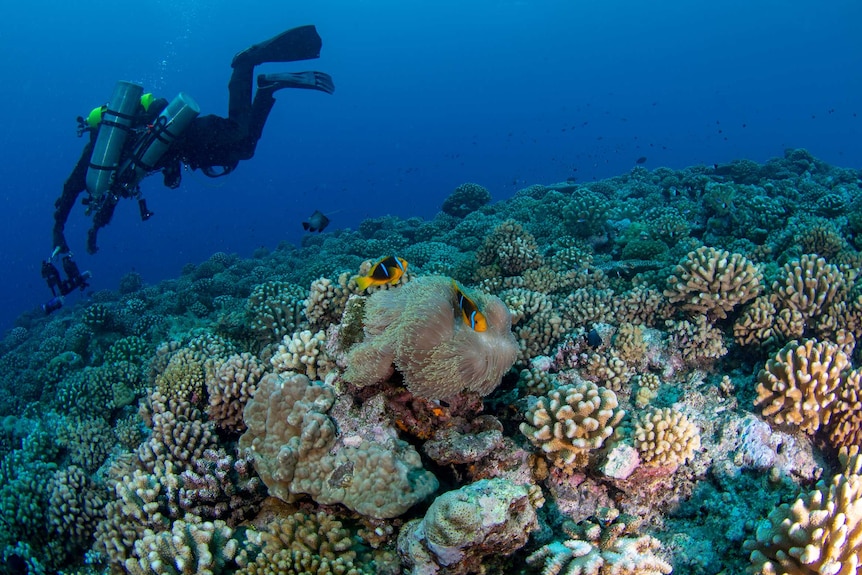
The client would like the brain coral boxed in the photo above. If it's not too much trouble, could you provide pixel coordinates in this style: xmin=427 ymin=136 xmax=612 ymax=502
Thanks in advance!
xmin=754 ymin=339 xmax=847 ymax=435
xmin=397 ymin=478 xmax=538 ymax=575
xmin=664 ymin=246 xmax=763 ymax=320
xmin=744 ymin=451 xmax=862 ymax=575
xmin=520 ymin=380 xmax=625 ymax=471
xmin=239 ymin=372 xmax=438 ymax=519
xmin=344 ymin=276 xmax=519 ymax=401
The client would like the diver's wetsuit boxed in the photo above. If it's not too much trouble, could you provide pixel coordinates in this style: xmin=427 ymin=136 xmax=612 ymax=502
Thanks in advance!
xmin=51 ymin=25 xmax=330 ymax=255
xmin=51 ymin=63 xmax=277 ymax=254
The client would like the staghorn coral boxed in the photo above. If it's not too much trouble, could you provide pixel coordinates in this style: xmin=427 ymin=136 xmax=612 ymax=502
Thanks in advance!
xmin=744 ymin=452 xmax=862 ymax=575
xmin=664 ymin=246 xmax=763 ymax=320
xmin=476 ymin=219 xmax=543 ymax=276
xmin=344 ymin=276 xmax=518 ymax=400
xmin=520 ymin=380 xmax=625 ymax=471
xmin=630 ymin=407 xmax=701 ymax=470
xmin=398 ymin=478 xmax=538 ymax=575
xmin=206 ymin=352 xmax=266 ymax=433
xmin=239 ymin=371 xmax=438 ymax=519
xmin=270 ymin=329 xmax=335 ymax=380
xmin=754 ymin=339 xmax=847 ymax=435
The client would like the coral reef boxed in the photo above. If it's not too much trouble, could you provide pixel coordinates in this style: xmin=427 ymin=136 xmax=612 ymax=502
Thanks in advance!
xmin=4 ymin=150 xmax=862 ymax=574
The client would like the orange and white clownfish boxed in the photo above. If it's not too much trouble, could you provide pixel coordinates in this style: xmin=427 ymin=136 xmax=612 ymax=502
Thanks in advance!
xmin=356 ymin=256 xmax=408 ymax=290
xmin=452 ymin=280 xmax=488 ymax=332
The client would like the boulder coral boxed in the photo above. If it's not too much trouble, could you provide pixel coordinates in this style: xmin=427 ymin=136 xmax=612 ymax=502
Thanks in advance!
xmin=239 ymin=372 xmax=438 ymax=519
xmin=344 ymin=276 xmax=519 ymax=401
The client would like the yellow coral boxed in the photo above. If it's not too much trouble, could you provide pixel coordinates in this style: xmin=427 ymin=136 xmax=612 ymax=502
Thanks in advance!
xmin=632 ymin=407 xmax=700 ymax=470
xmin=520 ymin=381 xmax=625 ymax=471
xmin=754 ymin=339 xmax=847 ymax=434
xmin=828 ymin=369 xmax=862 ymax=450
xmin=664 ymin=246 xmax=762 ymax=320
xmin=744 ymin=453 xmax=862 ymax=575
xmin=772 ymin=254 xmax=850 ymax=320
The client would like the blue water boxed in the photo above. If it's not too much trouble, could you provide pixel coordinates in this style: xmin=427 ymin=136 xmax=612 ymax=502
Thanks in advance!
xmin=0 ymin=0 xmax=859 ymax=333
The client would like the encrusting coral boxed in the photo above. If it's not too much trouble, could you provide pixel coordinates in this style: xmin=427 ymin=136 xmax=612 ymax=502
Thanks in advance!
xmin=398 ymin=478 xmax=539 ymax=575
xmin=239 ymin=371 xmax=438 ymax=518
xmin=344 ymin=275 xmax=519 ymax=400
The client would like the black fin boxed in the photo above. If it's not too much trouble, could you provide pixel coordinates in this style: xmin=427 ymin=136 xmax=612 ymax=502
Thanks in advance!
xmin=303 ymin=222 xmax=310 ymax=231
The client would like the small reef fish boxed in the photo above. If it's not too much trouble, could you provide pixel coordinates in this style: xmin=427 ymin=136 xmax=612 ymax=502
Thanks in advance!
xmin=452 ymin=280 xmax=487 ymax=332
xmin=636 ymin=156 xmax=648 ymax=164
xmin=356 ymin=256 xmax=408 ymax=290
xmin=302 ymin=210 xmax=330 ymax=232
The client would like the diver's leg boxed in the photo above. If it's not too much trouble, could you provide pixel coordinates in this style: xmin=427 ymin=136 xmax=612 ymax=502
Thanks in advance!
xmin=226 ymin=89 xmax=277 ymax=162
xmin=52 ymin=142 xmax=92 ymax=253
xmin=87 ymin=195 xmax=118 ymax=254
xmin=231 ymin=25 xmax=322 ymax=69
xmin=227 ymin=62 xmax=254 ymax=138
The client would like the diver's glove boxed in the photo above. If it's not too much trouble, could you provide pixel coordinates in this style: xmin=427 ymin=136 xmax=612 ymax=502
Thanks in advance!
xmin=257 ymin=72 xmax=335 ymax=95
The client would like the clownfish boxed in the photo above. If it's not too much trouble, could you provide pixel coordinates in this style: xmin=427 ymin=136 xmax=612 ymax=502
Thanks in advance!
xmin=452 ymin=280 xmax=488 ymax=332
xmin=356 ymin=256 xmax=408 ymax=290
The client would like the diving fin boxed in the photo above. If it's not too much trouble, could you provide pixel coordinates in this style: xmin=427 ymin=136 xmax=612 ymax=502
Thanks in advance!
xmin=257 ymin=72 xmax=335 ymax=95
xmin=232 ymin=25 xmax=323 ymax=68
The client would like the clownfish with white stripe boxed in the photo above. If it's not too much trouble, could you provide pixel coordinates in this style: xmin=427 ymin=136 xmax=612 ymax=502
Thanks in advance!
xmin=356 ymin=256 xmax=408 ymax=290
xmin=452 ymin=280 xmax=488 ymax=332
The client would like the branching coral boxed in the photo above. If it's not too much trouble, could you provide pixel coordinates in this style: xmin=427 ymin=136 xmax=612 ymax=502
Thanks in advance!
xmin=270 ymin=329 xmax=334 ymax=380
xmin=772 ymin=254 xmax=851 ymax=323
xmin=828 ymin=369 xmax=862 ymax=450
xmin=630 ymin=407 xmax=701 ymax=470
xmin=476 ymin=219 xmax=543 ymax=276
xmin=305 ymin=273 xmax=354 ymax=330
xmin=206 ymin=352 xmax=266 ymax=433
xmin=527 ymin=515 xmax=672 ymax=575
xmin=754 ymin=339 xmax=848 ymax=434
xmin=246 ymin=280 xmax=307 ymax=344
xmin=344 ymin=276 xmax=518 ymax=400
xmin=442 ymin=182 xmax=491 ymax=217
xmin=124 ymin=517 xmax=239 ymax=575
xmin=520 ymin=380 xmax=625 ymax=471
xmin=744 ymin=452 xmax=862 ymax=575
xmin=664 ymin=246 xmax=762 ymax=320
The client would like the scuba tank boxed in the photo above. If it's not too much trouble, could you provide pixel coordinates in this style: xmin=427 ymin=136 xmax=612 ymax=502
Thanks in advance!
xmin=85 ymin=81 xmax=144 ymax=200
xmin=114 ymin=92 xmax=201 ymax=193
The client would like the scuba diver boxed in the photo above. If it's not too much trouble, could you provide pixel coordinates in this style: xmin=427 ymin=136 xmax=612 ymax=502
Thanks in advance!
xmin=42 ymin=25 xmax=334 ymax=314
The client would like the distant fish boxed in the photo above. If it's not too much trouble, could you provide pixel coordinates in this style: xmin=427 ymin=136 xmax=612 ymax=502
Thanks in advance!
xmin=302 ymin=210 xmax=330 ymax=233
xmin=356 ymin=255 xmax=408 ymax=290
xmin=636 ymin=156 xmax=648 ymax=164
xmin=452 ymin=280 xmax=487 ymax=332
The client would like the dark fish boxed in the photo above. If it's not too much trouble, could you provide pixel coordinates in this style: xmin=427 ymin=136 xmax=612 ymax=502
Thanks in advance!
xmin=636 ymin=156 xmax=648 ymax=164
xmin=587 ymin=328 xmax=602 ymax=348
xmin=302 ymin=210 xmax=330 ymax=233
